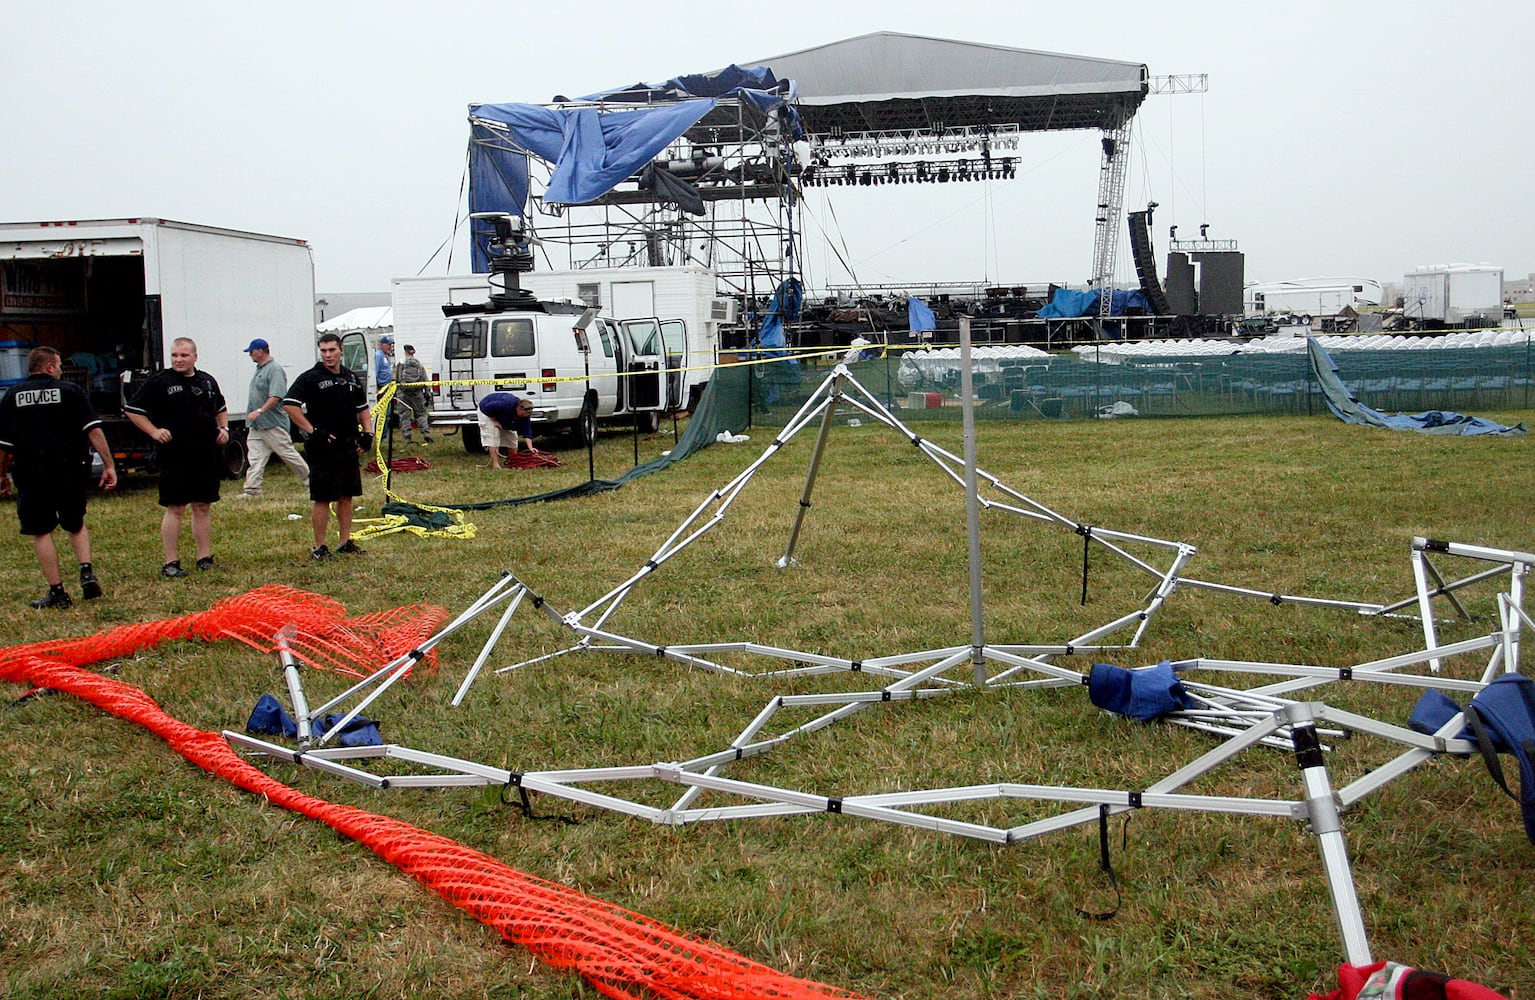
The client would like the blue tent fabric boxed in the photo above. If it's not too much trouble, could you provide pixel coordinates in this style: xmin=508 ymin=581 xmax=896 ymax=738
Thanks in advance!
xmin=1306 ymin=336 xmax=1526 ymax=435
xmin=467 ymin=67 xmax=801 ymax=271
xmin=907 ymin=297 xmax=937 ymax=333
xmin=1037 ymin=288 xmax=1149 ymax=318
xmin=467 ymin=124 xmax=533 ymax=273
xmin=756 ymin=277 xmax=803 ymax=352
xmin=470 ymin=100 xmax=718 ymax=207
xmin=1409 ymin=674 xmax=1535 ymax=843
xmin=573 ymin=65 xmax=801 ymax=135
xmin=1088 ymin=661 xmax=1196 ymax=722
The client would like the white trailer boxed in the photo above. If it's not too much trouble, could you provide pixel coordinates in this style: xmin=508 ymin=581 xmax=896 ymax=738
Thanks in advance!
xmin=1244 ymin=277 xmax=1383 ymax=317
xmin=0 ymin=217 xmax=316 ymax=473
xmin=1403 ymin=264 xmax=1503 ymax=328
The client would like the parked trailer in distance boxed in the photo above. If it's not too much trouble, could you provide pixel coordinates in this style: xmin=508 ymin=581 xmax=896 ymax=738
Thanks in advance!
xmin=1244 ymin=276 xmax=1383 ymax=319
xmin=0 ymin=217 xmax=316 ymax=474
xmin=1403 ymin=264 xmax=1503 ymax=329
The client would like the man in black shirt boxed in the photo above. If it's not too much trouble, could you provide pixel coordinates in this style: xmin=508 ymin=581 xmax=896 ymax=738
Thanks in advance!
xmin=0 ymin=347 xmax=118 ymax=608
xmin=126 ymin=337 xmax=229 ymax=577
xmin=284 ymin=333 xmax=374 ymax=559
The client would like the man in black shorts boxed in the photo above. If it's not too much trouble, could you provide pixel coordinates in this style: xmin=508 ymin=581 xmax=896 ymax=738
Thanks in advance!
xmin=0 ymin=346 xmax=118 ymax=608
xmin=126 ymin=337 xmax=229 ymax=577
xmin=284 ymin=332 xmax=374 ymax=559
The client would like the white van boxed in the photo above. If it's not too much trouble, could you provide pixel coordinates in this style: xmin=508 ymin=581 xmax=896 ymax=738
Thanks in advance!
xmin=434 ymin=301 xmax=694 ymax=450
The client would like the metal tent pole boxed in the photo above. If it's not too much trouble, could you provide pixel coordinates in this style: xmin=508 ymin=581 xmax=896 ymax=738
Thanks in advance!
xmin=778 ymin=373 xmax=843 ymax=568
xmin=958 ymin=317 xmax=986 ymax=686
xmin=1286 ymin=702 xmax=1373 ymax=966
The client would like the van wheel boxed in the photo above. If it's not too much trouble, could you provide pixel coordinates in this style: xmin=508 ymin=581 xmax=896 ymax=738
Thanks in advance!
xmin=461 ymin=424 xmax=483 ymax=454
xmin=637 ymin=410 xmax=660 ymax=435
xmin=222 ymin=428 xmax=249 ymax=479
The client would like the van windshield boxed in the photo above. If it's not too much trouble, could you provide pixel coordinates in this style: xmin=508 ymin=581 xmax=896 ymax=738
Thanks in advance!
xmin=492 ymin=318 xmax=535 ymax=357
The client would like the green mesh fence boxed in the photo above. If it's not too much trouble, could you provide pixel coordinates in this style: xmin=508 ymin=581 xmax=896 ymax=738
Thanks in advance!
xmin=736 ymin=340 xmax=1535 ymax=428
xmin=387 ymin=340 xmax=1530 ymax=522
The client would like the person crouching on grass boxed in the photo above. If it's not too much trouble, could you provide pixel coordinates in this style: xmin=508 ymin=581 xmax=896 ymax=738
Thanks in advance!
xmin=476 ymin=392 xmax=540 ymax=469
xmin=284 ymin=333 xmax=373 ymax=560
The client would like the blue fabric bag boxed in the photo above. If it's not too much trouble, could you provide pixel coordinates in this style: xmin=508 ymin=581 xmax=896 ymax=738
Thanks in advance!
xmin=1408 ymin=674 xmax=1535 ymax=844
xmin=1088 ymin=661 xmax=1196 ymax=721
xmin=245 ymin=694 xmax=383 ymax=748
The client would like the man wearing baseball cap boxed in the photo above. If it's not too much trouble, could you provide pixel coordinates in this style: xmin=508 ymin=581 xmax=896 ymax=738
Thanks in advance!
xmin=237 ymin=338 xmax=309 ymax=499
xmin=374 ymin=335 xmax=395 ymax=395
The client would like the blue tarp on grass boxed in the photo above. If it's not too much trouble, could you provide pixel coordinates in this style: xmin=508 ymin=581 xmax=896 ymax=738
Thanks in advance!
xmin=1306 ymin=336 xmax=1526 ymax=436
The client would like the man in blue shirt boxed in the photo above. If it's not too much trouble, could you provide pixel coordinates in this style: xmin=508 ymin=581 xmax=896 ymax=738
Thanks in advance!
xmin=374 ymin=335 xmax=395 ymax=394
xmin=476 ymin=392 xmax=536 ymax=470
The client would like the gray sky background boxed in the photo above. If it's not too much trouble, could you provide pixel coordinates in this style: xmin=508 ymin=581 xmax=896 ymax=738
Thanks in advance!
xmin=5 ymin=1 xmax=1531 ymax=294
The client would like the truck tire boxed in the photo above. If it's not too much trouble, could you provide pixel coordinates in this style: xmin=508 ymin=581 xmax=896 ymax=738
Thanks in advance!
xmin=222 ymin=427 xmax=249 ymax=479
xmin=461 ymin=424 xmax=483 ymax=454
xmin=637 ymin=410 xmax=661 ymax=435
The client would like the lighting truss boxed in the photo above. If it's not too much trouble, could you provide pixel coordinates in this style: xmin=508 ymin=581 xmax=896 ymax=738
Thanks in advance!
xmin=801 ymin=157 xmax=1017 ymax=187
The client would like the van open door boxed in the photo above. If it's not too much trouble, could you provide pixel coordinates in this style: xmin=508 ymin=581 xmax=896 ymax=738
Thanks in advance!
xmin=620 ymin=318 xmax=665 ymax=413
xmin=340 ymin=332 xmax=372 ymax=402
xmin=660 ymin=319 xmax=687 ymax=411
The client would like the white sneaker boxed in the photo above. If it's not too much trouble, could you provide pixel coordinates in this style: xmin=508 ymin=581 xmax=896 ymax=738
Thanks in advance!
xmin=234 ymin=492 xmax=261 ymax=500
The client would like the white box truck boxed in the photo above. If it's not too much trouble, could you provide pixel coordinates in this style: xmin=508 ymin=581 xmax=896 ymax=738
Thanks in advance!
xmin=1402 ymin=264 xmax=1503 ymax=329
xmin=0 ymin=218 xmax=316 ymax=474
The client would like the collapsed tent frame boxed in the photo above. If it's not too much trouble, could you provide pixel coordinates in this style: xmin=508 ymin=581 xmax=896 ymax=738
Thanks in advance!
xmin=228 ymin=344 xmax=1533 ymax=968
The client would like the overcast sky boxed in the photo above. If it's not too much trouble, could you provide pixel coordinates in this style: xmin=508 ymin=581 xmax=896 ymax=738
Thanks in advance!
xmin=5 ymin=1 xmax=1531 ymax=294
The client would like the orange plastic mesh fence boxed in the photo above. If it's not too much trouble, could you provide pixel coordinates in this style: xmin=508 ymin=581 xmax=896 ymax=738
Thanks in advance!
xmin=17 ymin=584 xmax=446 ymax=679
xmin=0 ymin=593 xmax=865 ymax=1000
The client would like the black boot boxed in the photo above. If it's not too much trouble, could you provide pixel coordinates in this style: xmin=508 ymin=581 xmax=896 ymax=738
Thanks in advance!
xmin=31 ymin=584 xmax=72 ymax=610
xmin=79 ymin=563 xmax=103 ymax=600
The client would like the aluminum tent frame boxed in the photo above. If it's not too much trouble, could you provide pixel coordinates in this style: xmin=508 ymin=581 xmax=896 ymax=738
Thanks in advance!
xmin=228 ymin=340 xmax=1533 ymax=967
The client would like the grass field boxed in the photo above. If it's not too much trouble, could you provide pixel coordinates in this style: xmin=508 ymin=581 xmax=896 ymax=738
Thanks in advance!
xmin=1 ymin=408 xmax=1533 ymax=999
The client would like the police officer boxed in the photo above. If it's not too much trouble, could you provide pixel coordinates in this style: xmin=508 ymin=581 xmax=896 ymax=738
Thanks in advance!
xmin=125 ymin=337 xmax=229 ymax=577
xmin=284 ymin=332 xmax=374 ymax=559
xmin=0 ymin=347 xmax=118 ymax=608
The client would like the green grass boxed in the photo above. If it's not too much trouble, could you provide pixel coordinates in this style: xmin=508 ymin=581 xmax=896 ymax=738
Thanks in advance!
xmin=2 ymin=411 xmax=1534 ymax=999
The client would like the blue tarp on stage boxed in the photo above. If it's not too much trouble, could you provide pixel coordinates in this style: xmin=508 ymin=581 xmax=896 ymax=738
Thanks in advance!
xmin=1037 ymin=288 xmax=1149 ymax=318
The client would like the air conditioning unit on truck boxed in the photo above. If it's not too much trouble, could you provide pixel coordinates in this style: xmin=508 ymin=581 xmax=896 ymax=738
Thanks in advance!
xmin=431 ymin=215 xmax=718 ymax=452
xmin=0 ymin=218 xmax=316 ymax=475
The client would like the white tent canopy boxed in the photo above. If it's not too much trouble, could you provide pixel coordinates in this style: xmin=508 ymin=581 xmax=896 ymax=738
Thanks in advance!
xmin=317 ymin=306 xmax=393 ymax=334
